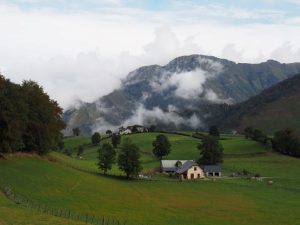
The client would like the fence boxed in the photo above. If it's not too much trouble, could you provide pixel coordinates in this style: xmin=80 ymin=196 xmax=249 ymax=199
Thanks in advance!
xmin=0 ymin=182 xmax=147 ymax=225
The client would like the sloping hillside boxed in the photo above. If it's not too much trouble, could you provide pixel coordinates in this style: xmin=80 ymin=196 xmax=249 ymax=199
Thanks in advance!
xmin=63 ymin=55 xmax=300 ymax=135
xmin=0 ymin=134 xmax=300 ymax=225
xmin=218 ymin=74 xmax=300 ymax=134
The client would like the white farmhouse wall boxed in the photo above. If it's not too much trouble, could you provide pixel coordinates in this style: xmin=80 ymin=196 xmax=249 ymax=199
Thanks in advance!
xmin=187 ymin=166 xmax=205 ymax=179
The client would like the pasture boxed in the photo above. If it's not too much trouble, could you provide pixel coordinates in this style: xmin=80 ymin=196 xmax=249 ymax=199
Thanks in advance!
xmin=0 ymin=132 xmax=299 ymax=225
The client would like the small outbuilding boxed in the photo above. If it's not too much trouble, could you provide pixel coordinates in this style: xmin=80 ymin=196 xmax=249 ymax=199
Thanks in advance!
xmin=175 ymin=160 xmax=205 ymax=180
xmin=203 ymin=165 xmax=222 ymax=177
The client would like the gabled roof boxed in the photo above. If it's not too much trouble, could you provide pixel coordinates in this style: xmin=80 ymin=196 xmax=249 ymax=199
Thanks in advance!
xmin=176 ymin=161 xmax=198 ymax=174
xmin=161 ymin=160 xmax=191 ymax=172
xmin=203 ymin=165 xmax=221 ymax=173
xmin=161 ymin=160 xmax=189 ymax=168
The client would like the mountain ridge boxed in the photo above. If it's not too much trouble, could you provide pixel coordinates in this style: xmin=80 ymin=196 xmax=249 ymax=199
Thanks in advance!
xmin=216 ymin=74 xmax=300 ymax=135
xmin=63 ymin=54 xmax=300 ymax=135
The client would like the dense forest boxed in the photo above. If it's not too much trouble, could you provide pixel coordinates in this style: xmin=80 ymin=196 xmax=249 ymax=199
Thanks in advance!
xmin=0 ymin=75 xmax=65 ymax=154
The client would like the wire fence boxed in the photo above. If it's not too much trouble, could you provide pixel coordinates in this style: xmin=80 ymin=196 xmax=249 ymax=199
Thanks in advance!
xmin=0 ymin=182 xmax=147 ymax=225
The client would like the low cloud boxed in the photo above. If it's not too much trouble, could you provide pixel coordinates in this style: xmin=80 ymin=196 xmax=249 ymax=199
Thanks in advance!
xmin=89 ymin=103 xmax=203 ymax=133
xmin=150 ymin=57 xmax=224 ymax=100
xmin=1 ymin=2 xmax=300 ymax=110
xmin=123 ymin=104 xmax=202 ymax=129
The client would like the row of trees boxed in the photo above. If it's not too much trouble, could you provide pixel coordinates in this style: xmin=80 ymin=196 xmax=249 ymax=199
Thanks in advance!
xmin=0 ymin=75 xmax=65 ymax=154
xmin=98 ymin=139 xmax=142 ymax=178
xmin=272 ymin=128 xmax=300 ymax=157
xmin=244 ymin=126 xmax=268 ymax=144
xmin=244 ymin=126 xmax=300 ymax=158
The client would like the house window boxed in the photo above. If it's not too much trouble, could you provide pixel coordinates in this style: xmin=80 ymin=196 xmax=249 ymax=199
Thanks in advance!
xmin=194 ymin=167 xmax=197 ymax=171
xmin=191 ymin=174 xmax=194 ymax=179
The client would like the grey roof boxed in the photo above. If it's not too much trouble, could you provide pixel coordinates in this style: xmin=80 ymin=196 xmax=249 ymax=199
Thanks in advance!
xmin=203 ymin=165 xmax=221 ymax=173
xmin=176 ymin=161 xmax=198 ymax=174
xmin=161 ymin=160 xmax=188 ymax=168
xmin=161 ymin=160 xmax=191 ymax=172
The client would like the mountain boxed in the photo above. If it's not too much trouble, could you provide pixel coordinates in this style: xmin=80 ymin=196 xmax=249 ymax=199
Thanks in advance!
xmin=216 ymin=74 xmax=300 ymax=135
xmin=63 ymin=54 xmax=300 ymax=135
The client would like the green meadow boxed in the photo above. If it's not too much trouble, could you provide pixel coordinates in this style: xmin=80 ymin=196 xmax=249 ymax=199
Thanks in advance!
xmin=0 ymin=132 xmax=299 ymax=225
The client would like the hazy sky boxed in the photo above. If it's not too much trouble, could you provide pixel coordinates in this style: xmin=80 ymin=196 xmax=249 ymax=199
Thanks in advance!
xmin=1 ymin=0 xmax=300 ymax=108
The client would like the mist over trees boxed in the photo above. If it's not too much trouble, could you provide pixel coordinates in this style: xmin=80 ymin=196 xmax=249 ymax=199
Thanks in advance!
xmin=0 ymin=75 xmax=65 ymax=154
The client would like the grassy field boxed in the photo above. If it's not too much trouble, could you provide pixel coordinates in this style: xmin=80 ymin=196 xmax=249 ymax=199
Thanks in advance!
xmin=0 ymin=133 xmax=299 ymax=225
xmin=0 ymin=191 xmax=87 ymax=225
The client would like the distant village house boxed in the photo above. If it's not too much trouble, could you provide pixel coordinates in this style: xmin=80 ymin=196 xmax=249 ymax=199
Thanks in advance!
xmin=119 ymin=125 xmax=148 ymax=135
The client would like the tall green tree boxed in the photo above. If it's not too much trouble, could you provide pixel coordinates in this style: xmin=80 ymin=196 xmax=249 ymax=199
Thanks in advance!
xmin=198 ymin=135 xmax=224 ymax=165
xmin=0 ymin=76 xmax=65 ymax=154
xmin=117 ymin=138 xmax=142 ymax=178
xmin=209 ymin=125 xmax=220 ymax=137
xmin=91 ymin=132 xmax=101 ymax=145
xmin=112 ymin=133 xmax=121 ymax=148
xmin=272 ymin=128 xmax=300 ymax=157
xmin=77 ymin=145 xmax=84 ymax=157
xmin=152 ymin=134 xmax=171 ymax=160
xmin=72 ymin=127 xmax=80 ymax=136
xmin=0 ymin=76 xmax=27 ymax=152
xmin=98 ymin=143 xmax=116 ymax=174
xmin=106 ymin=130 xmax=112 ymax=136
xmin=21 ymin=80 xmax=65 ymax=154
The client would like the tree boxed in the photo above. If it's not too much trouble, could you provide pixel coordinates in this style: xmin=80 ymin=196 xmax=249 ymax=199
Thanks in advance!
xmin=244 ymin=126 xmax=268 ymax=144
xmin=112 ymin=133 xmax=121 ymax=148
xmin=209 ymin=125 xmax=220 ymax=137
xmin=77 ymin=145 xmax=84 ymax=157
xmin=152 ymin=134 xmax=171 ymax=160
xmin=106 ymin=130 xmax=112 ymax=136
xmin=272 ymin=128 xmax=300 ymax=157
xmin=198 ymin=135 xmax=224 ymax=165
xmin=72 ymin=127 xmax=80 ymax=136
xmin=21 ymin=80 xmax=65 ymax=155
xmin=244 ymin=126 xmax=254 ymax=139
xmin=0 ymin=75 xmax=27 ymax=152
xmin=149 ymin=125 xmax=156 ymax=132
xmin=0 ymin=75 xmax=65 ymax=154
xmin=117 ymin=138 xmax=142 ymax=178
xmin=98 ymin=143 xmax=116 ymax=174
xmin=91 ymin=132 xmax=101 ymax=145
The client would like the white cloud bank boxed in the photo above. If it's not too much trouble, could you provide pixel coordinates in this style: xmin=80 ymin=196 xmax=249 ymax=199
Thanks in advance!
xmin=89 ymin=103 xmax=203 ymax=133
xmin=150 ymin=57 xmax=224 ymax=100
xmin=0 ymin=2 xmax=300 ymax=108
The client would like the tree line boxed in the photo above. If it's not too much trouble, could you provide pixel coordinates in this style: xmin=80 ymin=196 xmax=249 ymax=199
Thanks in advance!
xmin=0 ymin=75 xmax=65 ymax=154
xmin=244 ymin=126 xmax=300 ymax=157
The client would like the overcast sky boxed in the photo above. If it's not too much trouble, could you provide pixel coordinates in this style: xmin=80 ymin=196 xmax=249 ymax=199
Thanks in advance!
xmin=1 ymin=0 xmax=300 ymax=108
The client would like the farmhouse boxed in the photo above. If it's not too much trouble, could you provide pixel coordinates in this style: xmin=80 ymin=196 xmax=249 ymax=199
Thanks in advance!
xmin=119 ymin=128 xmax=132 ymax=135
xmin=203 ymin=165 xmax=222 ymax=177
xmin=161 ymin=160 xmax=190 ymax=173
xmin=176 ymin=161 xmax=205 ymax=180
xmin=161 ymin=160 xmax=205 ymax=180
xmin=118 ymin=125 xmax=147 ymax=135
